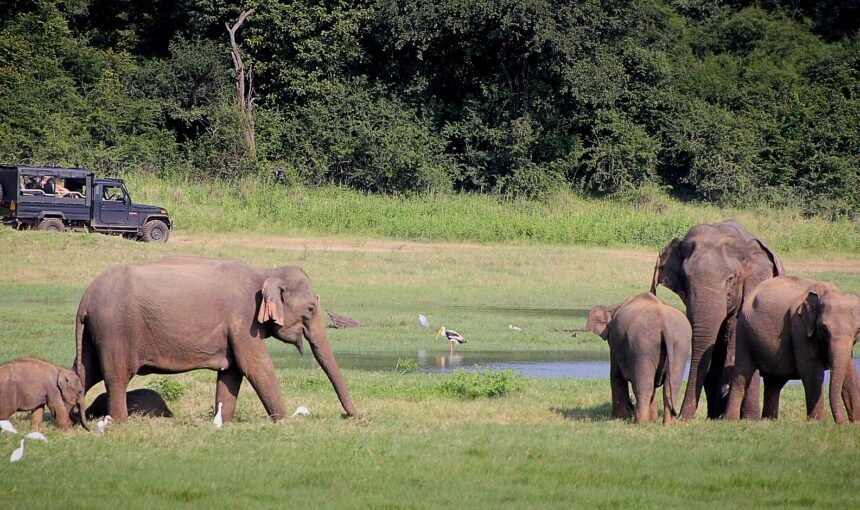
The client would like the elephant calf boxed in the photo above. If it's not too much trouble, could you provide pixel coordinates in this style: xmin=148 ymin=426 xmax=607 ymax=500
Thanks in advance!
xmin=0 ymin=357 xmax=88 ymax=430
xmin=726 ymin=276 xmax=860 ymax=423
xmin=587 ymin=293 xmax=691 ymax=424
xmin=86 ymin=389 xmax=173 ymax=420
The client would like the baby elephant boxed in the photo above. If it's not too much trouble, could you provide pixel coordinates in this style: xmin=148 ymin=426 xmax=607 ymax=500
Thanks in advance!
xmin=726 ymin=276 xmax=860 ymax=423
xmin=86 ymin=389 xmax=173 ymax=420
xmin=587 ymin=293 xmax=691 ymax=424
xmin=0 ymin=357 xmax=88 ymax=430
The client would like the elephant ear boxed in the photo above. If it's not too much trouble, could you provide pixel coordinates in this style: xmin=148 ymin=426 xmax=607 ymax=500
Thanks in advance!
xmin=257 ymin=277 xmax=285 ymax=327
xmin=586 ymin=305 xmax=614 ymax=340
xmin=797 ymin=291 xmax=821 ymax=339
xmin=57 ymin=372 xmax=81 ymax=404
xmin=651 ymin=238 xmax=686 ymax=303
xmin=749 ymin=238 xmax=784 ymax=276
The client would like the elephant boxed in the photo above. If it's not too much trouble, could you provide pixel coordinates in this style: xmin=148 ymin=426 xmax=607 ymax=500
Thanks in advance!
xmin=73 ymin=256 xmax=357 ymax=423
xmin=651 ymin=219 xmax=783 ymax=419
xmin=587 ymin=293 xmax=691 ymax=424
xmin=0 ymin=357 xmax=89 ymax=430
xmin=726 ymin=276 xmax=860 ymax=423
xmin=86 ymin=389 xmax=174 ymax=419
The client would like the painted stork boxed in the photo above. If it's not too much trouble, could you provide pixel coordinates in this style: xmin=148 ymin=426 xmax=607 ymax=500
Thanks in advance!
xmin=435 ymin=326 xmax=467 ymax=354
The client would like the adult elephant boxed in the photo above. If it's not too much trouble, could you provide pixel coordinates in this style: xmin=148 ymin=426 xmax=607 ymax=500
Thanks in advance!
xmin=74 ymin=256 xmax=356 ymax=422
xmin=650 ymin=220 xmax=783 ymax=419
xmin=726 ymin=276 xmax=860 ymax=423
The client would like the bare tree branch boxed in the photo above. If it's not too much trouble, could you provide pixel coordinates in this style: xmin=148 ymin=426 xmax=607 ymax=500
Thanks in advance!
xmin=226 ymin=8 xmax=257 ymax=158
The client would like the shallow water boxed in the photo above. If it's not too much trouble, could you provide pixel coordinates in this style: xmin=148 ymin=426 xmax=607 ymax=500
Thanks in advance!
xmin=274 ymin=349 xmax=860 ymax=382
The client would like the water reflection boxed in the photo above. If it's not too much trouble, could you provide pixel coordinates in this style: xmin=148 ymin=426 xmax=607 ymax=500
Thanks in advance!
xmin=274 ymin=348 xmax=860 ymax=382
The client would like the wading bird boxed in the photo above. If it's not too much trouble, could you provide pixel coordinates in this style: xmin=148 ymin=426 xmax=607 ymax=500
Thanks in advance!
xmin=213 ymin=402 xmax=223 ymax=429
xmin=24 ymin=432 xmax=47 ymax=442
xmin=9 ymin=440 xmax=24 ymax=463
xmin=436 ymin=326 xmax=467 ymax=355
xmin=0 ymin=420 xmax=17 ymax=434
xmin=96 ymin=415 xmax=112 ymax=434
xmin=291 ymin=406 xmax=310 ymax=418
xmin=418 ymin=314 xmax=430 ymax=328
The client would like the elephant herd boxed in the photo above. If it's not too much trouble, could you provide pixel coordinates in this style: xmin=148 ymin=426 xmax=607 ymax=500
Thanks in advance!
xmin=1 ymin=219 xmax=857 ymax=431
xmin=590 ymin=219 xmax=860 ymax=424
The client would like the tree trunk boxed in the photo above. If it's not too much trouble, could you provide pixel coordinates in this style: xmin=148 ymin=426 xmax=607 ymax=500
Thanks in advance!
xmin=226 ymin=9 xmax=257 ymax=159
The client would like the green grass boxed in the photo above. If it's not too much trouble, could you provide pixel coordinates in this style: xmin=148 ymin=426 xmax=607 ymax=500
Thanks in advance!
xmin=122 ymin=174 xmax=860 ymax=253
xmin=1 ymin=229 xmax=859 ymax=508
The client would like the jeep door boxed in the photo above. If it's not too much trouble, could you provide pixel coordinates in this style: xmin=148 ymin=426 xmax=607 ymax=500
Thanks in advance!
xmin=98 ymin=184 xmax=130 ymax=225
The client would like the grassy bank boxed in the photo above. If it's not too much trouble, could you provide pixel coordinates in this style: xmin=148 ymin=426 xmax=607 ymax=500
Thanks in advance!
xmin=123 ymin=174 xmax=860 ymax=253
xmin=2 ymin=228 xmax=860 ymax=507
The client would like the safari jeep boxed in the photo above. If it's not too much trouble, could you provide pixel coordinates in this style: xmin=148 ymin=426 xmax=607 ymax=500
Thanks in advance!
xmin=0 ymin=165 xmax=173 ymax=242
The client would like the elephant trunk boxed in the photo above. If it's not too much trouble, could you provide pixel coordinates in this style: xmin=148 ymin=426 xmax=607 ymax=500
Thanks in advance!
xmin=828 ymin=338 xmax=853 ymax=424
xmin=77 ymin=402 xmax=90 ymax=431
xmin=679 ymin=294 xmax=726 ymax=419
xmin=305 ymin=310 xmax=357 ymax=417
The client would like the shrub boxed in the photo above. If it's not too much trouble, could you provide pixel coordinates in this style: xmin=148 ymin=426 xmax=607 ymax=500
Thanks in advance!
xmin=395 ymin=358 xmax=419 ymax=374
xmin=146 ymin=376 xmax=186 ymax=402
xmin=438 ymin=366 xmax=525 ymax=399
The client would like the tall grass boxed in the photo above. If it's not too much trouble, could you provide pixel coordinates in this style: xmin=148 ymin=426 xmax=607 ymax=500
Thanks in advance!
xmin=123 ymin=174 xmax=860 ymax=253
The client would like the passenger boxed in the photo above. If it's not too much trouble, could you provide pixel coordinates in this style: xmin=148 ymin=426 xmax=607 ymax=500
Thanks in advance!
xmin=54 ymin=178 xmax=70 ymax=197
xmin=40 ymin=176 xmax=55 ymax=194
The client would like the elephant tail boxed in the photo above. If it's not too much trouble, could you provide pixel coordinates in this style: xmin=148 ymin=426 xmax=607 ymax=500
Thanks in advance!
xmin=662 ymin=331 xmax=678 ymax=418
xmin=74 ymin=295 xmax=89 ymax=392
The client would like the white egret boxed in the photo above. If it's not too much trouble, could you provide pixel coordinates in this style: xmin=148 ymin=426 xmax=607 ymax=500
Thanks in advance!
xmin=0 ymin=420 xmax=17 ymax=434
xmin=213 ymin=402 xmax=223 ymax=429
xmin=417 ymin=314 xmax=430 ymax=328
xmin=95 ymin=415 xmax=112 ymax=434
xmin=9 ymin=440 xmax=24 ymax=463
xmin=508 ymin=324 xmax=522 ymax=331
xmin=291 ymin=406 xmax=310 ymax=418
xmin=435 ymin=326 xmax=467 ymax=355
xmin=24 ymin=432 xmax=47 ymax=442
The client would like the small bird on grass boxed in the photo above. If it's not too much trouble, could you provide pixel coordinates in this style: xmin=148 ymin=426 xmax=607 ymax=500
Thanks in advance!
xmin=436 ymin=326 xmax=466 ymax=355
xmin=418 ymin=314 xmax=430 ymax=328
xmin=508 ymin=324 xmax=522 ymax=331
xmin=9 ymin=439 xmax=24 ymax=463
xmin=0 ymin=420 xmax=17 ymax=434
xmin=24 ymin=432 xmax=47 ymax=442
xmin=95 ymin=415 xmax=112 ymax=434
xmin=291 ymin=406 xmax=310 ymax=418
xmin=213 ymin=402 xmax=223 ymax=429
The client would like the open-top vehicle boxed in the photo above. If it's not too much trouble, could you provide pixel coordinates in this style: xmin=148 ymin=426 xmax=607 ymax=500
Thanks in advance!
xmin=0 ymin=165 xmax=172 ymax=242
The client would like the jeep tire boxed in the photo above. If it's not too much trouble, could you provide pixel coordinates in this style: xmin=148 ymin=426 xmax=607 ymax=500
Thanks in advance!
xmin=141 ymin=219 xmax=169 ymax=243
xmin=38 ymin=218 xmax=65 ymax=232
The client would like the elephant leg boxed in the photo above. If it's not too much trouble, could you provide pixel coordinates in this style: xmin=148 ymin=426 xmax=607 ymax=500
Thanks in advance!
xmin=610 ymin=366 xmax=632 ymax=420
xmin=215 ymin=365 xmax=244 ymax=423
xmin=740 ymin=370 xmax=761 ymax=420
xmin=233 ymin=345 xmax=286 ymax=421
xmin=103 ymin=377 xmax=130 ymax=422
xmin=30 ymin=406 xmax=44 ymax=430
xmin=761 ymin=376 xmax=788 ymax=419
xmin=649 ymin=391 xmax=658 ymax=422
xmin=842 ymin=363 xmax=860 ymax=423
xmin=46 ymin=391 xmax=71 ymax=430
xmin=801 ymin=368 xmax=826 ymax=421
xmin=632 ymin=369 xmax=656 ymax=424
xmin=98 ymin=345 xmax=133 ymax=422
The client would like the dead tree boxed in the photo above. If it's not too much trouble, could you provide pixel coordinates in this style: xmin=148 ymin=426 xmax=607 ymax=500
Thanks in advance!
xmin=226 ymin=9 xmax=257 ymax=158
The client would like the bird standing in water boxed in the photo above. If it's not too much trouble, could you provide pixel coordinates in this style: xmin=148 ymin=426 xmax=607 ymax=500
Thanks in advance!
xmin=435 ymin=326 xmax=466 ymax=355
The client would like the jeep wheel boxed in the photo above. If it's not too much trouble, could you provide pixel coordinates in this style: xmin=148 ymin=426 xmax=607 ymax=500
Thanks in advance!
xmin=141 ymin=219 xmax=169 ymax=243
xmin=38 ymin=218 xmax=65 ymax=232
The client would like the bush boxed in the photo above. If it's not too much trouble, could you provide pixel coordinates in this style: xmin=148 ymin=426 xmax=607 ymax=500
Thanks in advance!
xmin=146 ymin=376 xmax=186 ymax=402
xmin=438 ymin=366 xmax=525 ymax=399
xmin=395 ymin=358 xmax=419 ymax=374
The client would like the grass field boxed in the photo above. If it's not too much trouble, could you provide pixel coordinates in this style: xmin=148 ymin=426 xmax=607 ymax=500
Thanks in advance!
xmin=1 ymin=225 xmax=859 ymax=508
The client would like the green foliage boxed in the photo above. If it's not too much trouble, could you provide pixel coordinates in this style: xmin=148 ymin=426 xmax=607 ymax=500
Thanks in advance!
xmin=0 ymin=0 xmax=857 ymax=214
xmin=394 ymin=358 xmax=419 ymax=374
xmin=438 ymin=366 xmax=525 ymax=399
xmin=146 ymin=376 xmax=186 ymax=402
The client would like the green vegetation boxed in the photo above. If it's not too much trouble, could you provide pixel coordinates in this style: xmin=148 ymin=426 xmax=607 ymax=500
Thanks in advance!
xmin=1 ymin=232 xmax=859 ymax=507
xmin=146 ymin=376 xmax=187 ymax=402
xmin=127 ymin=174 xmax=859 ymax=252
xmin=2 ymin=1 xmax=859 ymax=217
xmin=440 ymin=366 xmax=526 ymax=399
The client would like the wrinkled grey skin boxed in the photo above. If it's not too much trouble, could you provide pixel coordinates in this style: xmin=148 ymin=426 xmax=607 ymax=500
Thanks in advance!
xmin=587 ymin=293 xmax=691 ymax=425
xmin=74 ymin=256 xmax=356 ymax=423
xmin=86 ymin=389 xmax=173 ymax=419
xmin=0 ymin=357 xmax=89 ymax=430
xmin=726 ymin=276 xmax=860 ymax=423
xmin=651 ymin=220 xmax=783 ymax=419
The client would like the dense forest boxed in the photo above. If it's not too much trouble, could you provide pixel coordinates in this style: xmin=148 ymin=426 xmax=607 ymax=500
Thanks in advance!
xmin=1 ymin=0 xmax=858 ymax=216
